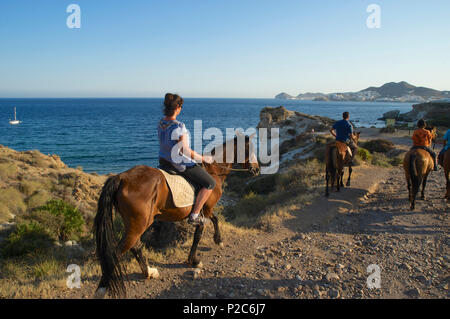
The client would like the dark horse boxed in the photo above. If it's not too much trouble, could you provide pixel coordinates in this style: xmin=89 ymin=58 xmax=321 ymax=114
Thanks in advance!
xmin=325 ymin=132 xmax=360 ymax=197
xmin=93 ymin=134 xmax=260 ymax=298
xmin=403 ymin=127 xmax=436 ymax=210
xmin=442 ymin=149 xmax=450 ymax=200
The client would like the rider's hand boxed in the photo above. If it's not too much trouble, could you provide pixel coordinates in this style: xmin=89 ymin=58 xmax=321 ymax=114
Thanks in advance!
xmin=202 ymin=155 xmax=214 ymax=164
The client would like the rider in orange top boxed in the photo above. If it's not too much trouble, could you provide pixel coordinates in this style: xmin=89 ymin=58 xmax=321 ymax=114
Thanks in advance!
xmin=411 ymin=119 xmax=437 ymax=171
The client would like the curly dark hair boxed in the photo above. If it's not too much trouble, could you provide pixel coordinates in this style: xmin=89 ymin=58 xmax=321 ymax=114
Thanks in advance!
xmin=417 ymin=119 xmax=426 ymax=128
xmin=163 ymin=93 xmax=184 ymax=116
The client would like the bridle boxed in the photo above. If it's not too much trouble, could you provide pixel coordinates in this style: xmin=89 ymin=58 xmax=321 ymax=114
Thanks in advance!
xmin=213 ymin=163 xmax=253 ymax=172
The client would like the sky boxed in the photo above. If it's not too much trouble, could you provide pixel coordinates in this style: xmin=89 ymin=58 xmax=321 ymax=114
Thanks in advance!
xmin=0 ymin=0 xmax=449 ymax=98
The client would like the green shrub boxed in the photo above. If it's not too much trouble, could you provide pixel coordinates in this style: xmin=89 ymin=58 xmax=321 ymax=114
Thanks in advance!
xmin=224 ymin=192 xmax=268 ymax=221
xmin=35 ymin=200 xmax=84 ymax=241
xmin=390 ymin=155 xmax=404 ymax=167
xmin=0 ymin=188 xmax=26 ymax=215
xmin=371 ymin=152 xmax=391 ymax=167
xmin=1 ymin=221 xmax=54 ymax=257
xmin=27 ymin=210 xmax=65 ymax=241
xmin=276 ymin=159 xmax=322 ymax=192
xmin=244 ymin=174 xmax=277 ymax=194
xmin=357 ymin=148 xmax=372 ymax=162
xmin=361 ymin=139 xmax=394 ymax=153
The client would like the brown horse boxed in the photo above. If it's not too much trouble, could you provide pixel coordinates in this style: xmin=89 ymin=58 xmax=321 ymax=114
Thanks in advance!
xmin=441 ymin=149 xmax=450 ymax=200
xmin=325 ymin=132 xmax=360 ymax=197
xmin=403 ymin=127 xmax=436 ymax=210
xmin=93 ymin=135 xmax=260 ymax=298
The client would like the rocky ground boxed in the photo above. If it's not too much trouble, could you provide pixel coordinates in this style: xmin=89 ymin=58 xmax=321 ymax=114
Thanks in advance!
xmin=58 ymin=163 xmax=449 ymax=299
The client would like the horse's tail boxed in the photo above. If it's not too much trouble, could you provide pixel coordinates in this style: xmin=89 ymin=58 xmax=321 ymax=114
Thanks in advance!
xmin=409 ymin=153 xmax=422 ymax=196
xmin=94 ymin=174 xmax=126 ymax=298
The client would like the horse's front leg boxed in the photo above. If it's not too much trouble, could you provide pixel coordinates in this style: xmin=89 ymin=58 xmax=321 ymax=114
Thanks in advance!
xmin=346 ymin=165 xmax=353 ymax=187
xmin=336 ymin=169 xmax=341 ymax=192
xmin=187 ymin=223 xmax=204 ymax=268
xmin=210 ymin=214 xmax=224 ymax=247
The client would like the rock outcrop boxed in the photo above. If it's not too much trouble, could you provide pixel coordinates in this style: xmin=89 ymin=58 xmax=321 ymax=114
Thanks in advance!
xmin=378 ymin=110 xmax=401 ymax=120
xmin=257 ymin=106 xmax=333 ymax=166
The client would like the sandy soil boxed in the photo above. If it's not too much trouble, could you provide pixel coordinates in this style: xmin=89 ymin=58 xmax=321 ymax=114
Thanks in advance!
xmin=58 ymin=158 xmax=449 ymax=299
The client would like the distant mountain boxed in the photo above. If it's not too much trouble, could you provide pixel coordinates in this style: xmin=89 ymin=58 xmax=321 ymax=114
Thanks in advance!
xmin=296 ymin=92 xmax=327 ymax=100
xmin=360 ymin=81 xmax=442 ymax=98
xmin=275 ymin=82 xmax=450 ymax=103
xmin=275 ymin=92 xmax=296 ymax=100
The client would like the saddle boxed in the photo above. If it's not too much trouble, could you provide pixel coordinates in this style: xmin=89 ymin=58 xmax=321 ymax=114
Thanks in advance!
xmin=330 ymin=141 xmax=353 ymax=165
xmin=335 ymin=141 xmax=353 ymax=158
xmin=158 ymin=158 xmax=198 ymax=208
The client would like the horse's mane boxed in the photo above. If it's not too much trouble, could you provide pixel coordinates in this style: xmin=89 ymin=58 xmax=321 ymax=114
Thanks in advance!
xmin=208 ymin=135 xmax=251 ymax=156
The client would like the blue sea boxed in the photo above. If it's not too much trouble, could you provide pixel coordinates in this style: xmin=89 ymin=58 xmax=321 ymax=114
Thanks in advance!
xmin=0 ymin=98 xmax=412 ymax=174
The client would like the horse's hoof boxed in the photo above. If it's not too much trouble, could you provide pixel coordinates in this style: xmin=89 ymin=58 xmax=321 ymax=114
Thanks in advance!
xmin=218 ymin=242 xmax=224 ymax=249
xmin=93 ymin=287 xmax=107 ymax=299
xmin=146 ymin=267 xmax=159 ymax=279
xmin=346 ymin=182 xmax=351 ymax=187
xmin=187 ymin=260 xmax=203 ymax=269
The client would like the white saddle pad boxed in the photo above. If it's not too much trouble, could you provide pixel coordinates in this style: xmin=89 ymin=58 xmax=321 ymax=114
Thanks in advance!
xmin=347 ymin=147 xmax=353 ymax=158
xmin=158 ymin=169 xmax=195 ymax=207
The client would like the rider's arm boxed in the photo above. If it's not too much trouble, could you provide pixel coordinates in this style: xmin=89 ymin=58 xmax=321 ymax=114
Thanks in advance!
xmin=179 ymin=134 xmax=212 ymax=163
xmin=330 ymin=128 xmax=336 ymax=137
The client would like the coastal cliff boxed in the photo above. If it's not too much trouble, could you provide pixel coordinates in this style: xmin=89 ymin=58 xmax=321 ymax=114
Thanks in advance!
xmin=0 ymin=145 xmax=107 ymax=226
xmin=397 ymin=100 xmax=450 ymax=127
xmin=257 ymin=106 xmax=333 ymax=166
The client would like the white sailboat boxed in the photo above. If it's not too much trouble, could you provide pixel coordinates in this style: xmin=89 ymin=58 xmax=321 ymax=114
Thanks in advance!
xmin=9 ymin=107 xmax=22 ymax=125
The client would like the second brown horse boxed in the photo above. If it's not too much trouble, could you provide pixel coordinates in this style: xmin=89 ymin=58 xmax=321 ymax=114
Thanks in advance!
xmin=403 ymin=127 xmax=437 ymax=210
xmin=325 ymin=132 xmax=360 ymax=196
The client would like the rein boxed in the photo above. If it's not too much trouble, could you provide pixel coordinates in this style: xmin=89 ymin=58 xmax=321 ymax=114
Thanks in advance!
xmin=212 ymin=163 xmax=251 ymax=172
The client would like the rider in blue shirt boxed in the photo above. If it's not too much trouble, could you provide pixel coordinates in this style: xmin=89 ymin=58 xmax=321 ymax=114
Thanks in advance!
xmin=330 ymin=112 xmax=357 ymax=163
xmin=438 ymin=129 xmax=450 ymax=166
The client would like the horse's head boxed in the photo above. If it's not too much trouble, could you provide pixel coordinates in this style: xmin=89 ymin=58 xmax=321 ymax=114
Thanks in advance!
xmin=208 ymin=131 xmax=260 ymax=176
xmin=426 ymin=126 xmax=437 ymax=141
xmin=235 ymin=131 xmax=260 ymax=176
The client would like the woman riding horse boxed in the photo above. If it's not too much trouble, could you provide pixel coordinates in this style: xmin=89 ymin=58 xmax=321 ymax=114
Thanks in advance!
xmin=93 ymin=95 xmax=260 ymax=298
xmin=158 ymin=93 xmax=215 ymax=226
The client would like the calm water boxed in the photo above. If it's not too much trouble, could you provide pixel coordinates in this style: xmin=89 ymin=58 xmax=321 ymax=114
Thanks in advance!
xmin=0 ymin=98 xmax=412 ymax=174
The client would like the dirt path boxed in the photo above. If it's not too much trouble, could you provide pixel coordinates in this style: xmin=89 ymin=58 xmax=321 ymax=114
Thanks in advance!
xmin=59 ymin=161 xmax=449 ymax=299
